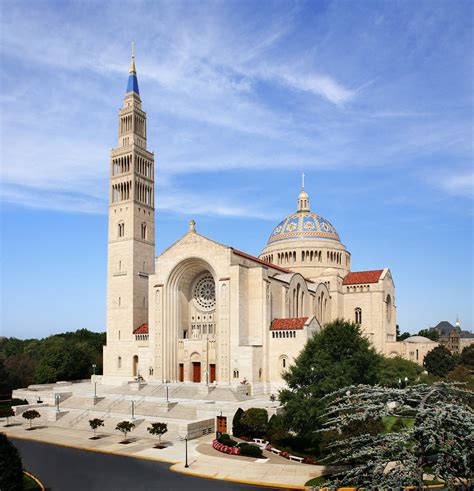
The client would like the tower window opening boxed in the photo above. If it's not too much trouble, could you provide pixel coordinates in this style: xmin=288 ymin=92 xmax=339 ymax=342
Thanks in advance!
xmin=141 ymin=223 xmax=147 ymax=240
xmin=118 ymin=356 xmax=122 ymax=369
xmin=355 ymin=307 xmax=362 ymax=325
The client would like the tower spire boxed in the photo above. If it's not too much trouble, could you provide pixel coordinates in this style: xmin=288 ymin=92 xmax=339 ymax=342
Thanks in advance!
xmin=297 ymin=172 xmax=310 ymax=212
xmin=126 ymin=42 xmax=140 ymax=95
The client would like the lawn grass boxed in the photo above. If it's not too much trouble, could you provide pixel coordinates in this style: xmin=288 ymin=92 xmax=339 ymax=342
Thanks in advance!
xmin=23 ymin=473 xmax=42 ymax=490
xmin=305 ymin=475 xmax=331 ymax=486
xmin=383 ymin=415 xmax=415 ymax=431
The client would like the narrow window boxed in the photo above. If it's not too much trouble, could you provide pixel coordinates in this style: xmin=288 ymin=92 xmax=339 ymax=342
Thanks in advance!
xmin=355 ymin=307 xmax=362 ymax=324
xmin=118 ymin=296 xmax=121 ymax=307
xmin=118 ymin=356 xmax=122 ymax=369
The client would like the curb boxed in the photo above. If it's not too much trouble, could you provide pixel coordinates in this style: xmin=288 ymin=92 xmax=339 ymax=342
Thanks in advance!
xmin=169 ymin=464 xmax=309 ymax=489
xmin=24 ymin=470 xmax=46 ymax=491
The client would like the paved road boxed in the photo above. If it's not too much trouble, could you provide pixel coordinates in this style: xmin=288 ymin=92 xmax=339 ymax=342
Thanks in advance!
xmin=13 ymin=438 xmax=281 ymax=491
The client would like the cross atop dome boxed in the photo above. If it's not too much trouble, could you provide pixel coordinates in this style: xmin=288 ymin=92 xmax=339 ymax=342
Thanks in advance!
xmin=297 ymin=172 xmax=310 ymax=212
xmin=126 ymin=41 xmax=140 ymax=95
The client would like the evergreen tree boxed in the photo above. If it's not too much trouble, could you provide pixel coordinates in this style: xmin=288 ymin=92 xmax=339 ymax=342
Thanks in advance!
xmin=424 ymin=346 xmax=456 ymax=377
xmin=320 ymin=382 xmax=473 ymax=488
xmin=232 ymin=407 xmax=244 ymax=437
xmin=0 ymin=433 xmax=23 ymax=491
xmin=279 ymin=319 xmax=380 ymax=440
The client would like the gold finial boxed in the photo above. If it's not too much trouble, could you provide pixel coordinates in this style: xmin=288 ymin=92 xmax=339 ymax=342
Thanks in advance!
xmin=130 ymin=41 xmax=136 ymax=73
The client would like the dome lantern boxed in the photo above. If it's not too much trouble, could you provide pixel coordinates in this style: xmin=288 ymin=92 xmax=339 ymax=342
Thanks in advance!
xmin=297 ymin=173 xmax=310 ymax=212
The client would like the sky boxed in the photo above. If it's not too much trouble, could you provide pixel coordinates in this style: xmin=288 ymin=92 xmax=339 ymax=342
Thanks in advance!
xmin=0 ymin=0 xmax=473 ymax=339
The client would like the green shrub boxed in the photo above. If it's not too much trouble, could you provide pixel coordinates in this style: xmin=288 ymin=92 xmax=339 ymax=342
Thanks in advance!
xmin=240 ymin=408 xmax=268 ymax=438
xmin=232 ymin=408 xmax=244 ymax=437
xmin=238 ymin=442 xmax=263 ymax=458
xmin=0 ymin=432 xmax=24 ymax=491
xmin=217 ymin=434 xmax=238 ymax=446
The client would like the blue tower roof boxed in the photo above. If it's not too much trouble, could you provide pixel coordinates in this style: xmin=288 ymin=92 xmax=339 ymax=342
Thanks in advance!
xmin=126 ymin=72 xmax=139 ymax=94
xmin=126 ymin=47 xmax=140 ymax=95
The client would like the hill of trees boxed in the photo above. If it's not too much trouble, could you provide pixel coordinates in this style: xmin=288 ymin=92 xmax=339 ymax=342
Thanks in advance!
xmin=0 ymin=329 xmax=105 ymax=397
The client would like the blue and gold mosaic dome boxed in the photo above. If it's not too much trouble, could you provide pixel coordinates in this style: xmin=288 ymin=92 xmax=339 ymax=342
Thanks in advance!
xmin=267 ymin=212 xmax=340 ymax=244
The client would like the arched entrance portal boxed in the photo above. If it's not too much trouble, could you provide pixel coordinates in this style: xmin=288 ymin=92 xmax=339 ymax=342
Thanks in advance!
xmin=166 ymin=258 xmax=218 ymax=384
xmin=133 ymin=355 xmax=139 ymax=377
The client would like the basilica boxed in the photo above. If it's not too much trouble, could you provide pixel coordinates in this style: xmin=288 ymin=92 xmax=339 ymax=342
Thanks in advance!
xmin=102 ymin=53 xmax=428 ymax=393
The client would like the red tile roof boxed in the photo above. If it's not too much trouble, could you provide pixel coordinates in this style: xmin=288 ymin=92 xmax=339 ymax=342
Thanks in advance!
xmin=343 ymin=270 xmax=384 ymax=285
xmin=231 ymin=248 xmax=290 ymax=274
xmin=270 ymin=317 xmax=308 ymax=330
xmin=133 ymin=323 xmax=149 ymax=334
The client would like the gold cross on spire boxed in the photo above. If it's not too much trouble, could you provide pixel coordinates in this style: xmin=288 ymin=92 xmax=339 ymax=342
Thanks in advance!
xmin=302 ymin=172 xmax=305 ymax=190
xmin=129 ymin=41 xmax=136 ymax=73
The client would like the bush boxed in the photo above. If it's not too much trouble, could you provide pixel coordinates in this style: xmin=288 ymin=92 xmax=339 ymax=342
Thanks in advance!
xmin=232 ymin=408 xmax=244 ymax=437
xmin=266 ymin=414 xmax=288 ymax=443
xmin=238 ymin=442 xmax=263 ymax=458
xmin=0 ymin=432 xmax=24 ymax=491
xmin=217 ymin=434 xmax=238 ymax=447
xmin=240 ymin=408 xmax=268 ymax=438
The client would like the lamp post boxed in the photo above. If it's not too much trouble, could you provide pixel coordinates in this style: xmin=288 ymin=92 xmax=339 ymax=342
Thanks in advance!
xmin=398 ymin=378 xmax=402 ymax=389
xmin=55 ymin=394 xmax=60 ymax=413
xmin=184 ymin=435 xmax=189 ymax=468
xmin=93 ymin=381 xmax=97 ymax=402
xmin=166 ymin=385 xmax=169 ymax=403
xmin=92 ymin=363 xmax=97 ymax=376
xmin=404 ymin=376 xmax=408 ymax=388
xmin=131 ymin=400 xmax=135 ymax=420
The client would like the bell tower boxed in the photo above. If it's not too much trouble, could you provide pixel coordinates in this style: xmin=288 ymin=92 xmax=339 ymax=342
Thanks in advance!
xmin=104 ymin=45 xmax=155 ymax=377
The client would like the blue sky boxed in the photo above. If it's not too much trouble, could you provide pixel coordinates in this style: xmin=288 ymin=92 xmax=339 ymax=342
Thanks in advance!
xmin=1 ymin=0 xmax=472 ymax=339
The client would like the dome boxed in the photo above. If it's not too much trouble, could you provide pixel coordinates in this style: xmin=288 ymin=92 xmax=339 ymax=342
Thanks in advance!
xmin=404 ymin=335 xmax=436 ymax=344
xmin=267 ymin=211 xmax=340 ymax=245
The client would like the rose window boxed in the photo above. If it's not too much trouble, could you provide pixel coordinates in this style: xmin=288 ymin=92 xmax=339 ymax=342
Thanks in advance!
xmin=193 ymin=274 xmax=216 ymax=311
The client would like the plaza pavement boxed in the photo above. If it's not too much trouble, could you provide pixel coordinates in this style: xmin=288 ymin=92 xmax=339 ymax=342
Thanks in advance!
xmin=1 ymin=416 xmax=325 ymax=489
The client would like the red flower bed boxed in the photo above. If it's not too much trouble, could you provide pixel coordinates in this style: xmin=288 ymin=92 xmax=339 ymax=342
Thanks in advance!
xmin=212 ymin=439 xmax=241 ymax=455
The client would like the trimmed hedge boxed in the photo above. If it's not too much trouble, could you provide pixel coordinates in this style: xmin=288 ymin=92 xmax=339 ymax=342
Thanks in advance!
xmin=217 ymin=434 xmax=238 ymax=447
xmin=238 ymin=442 xmax=263 ymax=458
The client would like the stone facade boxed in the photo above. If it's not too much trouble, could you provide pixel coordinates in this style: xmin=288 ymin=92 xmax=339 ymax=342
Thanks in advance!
xmin=102 ymin=54 xmax=419 ymax=392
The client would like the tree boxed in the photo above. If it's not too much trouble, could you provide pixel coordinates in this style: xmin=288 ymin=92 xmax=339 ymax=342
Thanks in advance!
xmin=0 ymin=433 xmax=23 ymax=491
xmin=460 ymin=344 xmax=474 ymax=368
xmin=240 ymin=408 xmax=268 ymax=438
xmin=22 ymin=410 xmax=40 ymax=430
xmin=116 ymin=421 xmax=135 ymax=442
xmin=319 ymin=382 xmax=474 ymax=488
xmin=266 ymin=414 xmax=288 ymax=443
xmin=418 ymin=329 xmax=440 ymax=342
xmin=424 ymin=346 xmax=456 ymax=377
xmin=232 ymin=407 xmax=244 ymax=437
xmin=0 ymin=407 xmax=15 ymax=426
xmin=279 ymin=319 xmax=380 ymax=440
xmin=89 ymin=418 xmax=104 ymax=439
xmin=148 ymin=422 xmax=168 ymax=445
xmin=377 ymin=356 xmax=423 ymax=387
xmin=396 ymin=325 xmax=411 ymax=341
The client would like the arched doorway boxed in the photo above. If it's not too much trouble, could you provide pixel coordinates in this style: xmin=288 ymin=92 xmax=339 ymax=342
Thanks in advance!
xmin=133 ymin=355 xmax=139 ymax=377
xmin=190 ymin=352 xmax=201 ymax=383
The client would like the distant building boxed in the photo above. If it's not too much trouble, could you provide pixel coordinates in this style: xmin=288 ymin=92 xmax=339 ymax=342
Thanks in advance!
xmin=429 ymin=319 xmax=474 ymax=354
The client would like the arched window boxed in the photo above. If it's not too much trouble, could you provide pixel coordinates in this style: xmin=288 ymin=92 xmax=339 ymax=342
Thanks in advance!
xmin=355 ymin=307 xmax=362 ymax=324
xmin=280 ymin=356 xmax=289 ymax=371
xmin=386 ymin=294 xmax=392 ymax=321
xmin=141 ymin=223 xmax=147 ymax=240
xmin=117 ymin=356 xmax=122 ymax=369
xmin=118 ymin=222 xmax=125 ymax=238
